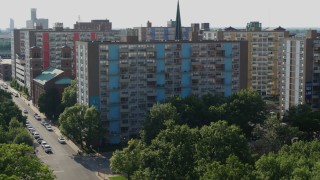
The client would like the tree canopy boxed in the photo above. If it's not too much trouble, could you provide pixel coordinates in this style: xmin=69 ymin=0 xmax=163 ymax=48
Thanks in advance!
xmin=141 ymin=103 xmax=179 ymax=144
xmin=111 ymin=120 xmax=251 ymax=179
xmin=0 ymin=144 xmax=55 ymax=179
xmin=38 ymin=88 xmax=61 ymax=119
xmin=61 ymin=80 xmax=77 ymax=108
xmin=59 ymin=104 xmax=103 ymax=148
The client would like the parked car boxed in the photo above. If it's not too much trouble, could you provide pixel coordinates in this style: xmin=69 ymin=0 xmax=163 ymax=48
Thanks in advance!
xmin=43 ymin=144 xmax=52 ymax=153
xmin=37 ymin=138 xmax=43 ymax=144
xmin=41 ymin=141 xmax=47 ymax=148
xmin=34 ymin=134 xmax=41 ymax=139
xmin=45 ymin=125 xmax=53 ymax=131
xmin=34 ymin=115 xmax=41 ymax=120
xmin=58 ymin=136 xmax=66 ymax=144
xmin=40 ymin=120 xmax=46 ymax=126
xmin=32 ymin=131 xmax=39 ymax=136
xmin=23 ymin=109 xmax=28 ymax=114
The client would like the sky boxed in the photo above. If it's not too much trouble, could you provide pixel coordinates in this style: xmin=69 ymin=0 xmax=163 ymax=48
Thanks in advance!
xmin=1 ymin=0 xmax=320 ymax=30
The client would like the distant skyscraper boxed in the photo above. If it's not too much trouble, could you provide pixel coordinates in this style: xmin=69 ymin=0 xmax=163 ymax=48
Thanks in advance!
xmin=31 ymin=8 xmax=37 ymax=21
xmin=10 ymin=19 xmax=14 ymax=30
xmin=175 ymin=1 xmax=182 ymax=40
xmin=26 ymin=8 xmax=49 ymax=29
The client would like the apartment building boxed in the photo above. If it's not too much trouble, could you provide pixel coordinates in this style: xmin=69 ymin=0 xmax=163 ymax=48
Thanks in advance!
xmin=11 ymin=27 xmax=121 ymax=94
xmin=74 ymin=19 xmax=112 ymax=31
xmin=280 ymin=38 xmax=305 ymax=114
xmin=203 ymin=22 xmax=289 ymax=96
xmin=280 ymin=31 xmax=320 ymax=114
xmin=76 ymin=40 xmax=248 ymax=144
xmin=134 ymin=21 xmax=192 ymax=41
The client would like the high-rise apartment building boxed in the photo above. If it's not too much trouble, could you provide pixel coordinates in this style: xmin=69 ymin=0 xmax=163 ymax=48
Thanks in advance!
xmin=280 ymin=31 xmax=320 ymax=114
xmin=280 ymin=38 xmax=305 ymax=114
xmin=203 ymin=23 xmax=289 ymax=96
xmin=76 ymin=40 xmax=248 ymax=144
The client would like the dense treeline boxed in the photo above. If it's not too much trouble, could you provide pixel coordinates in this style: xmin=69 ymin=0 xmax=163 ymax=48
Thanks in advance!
xmin=111 ymin=89 xmax=320 ymax=179
xmin=0 ymin=89 xmax=55 ymax=179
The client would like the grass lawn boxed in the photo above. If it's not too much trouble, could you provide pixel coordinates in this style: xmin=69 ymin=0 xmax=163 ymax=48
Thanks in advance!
xmin=109 ymin=176 xmax=127 ymax=180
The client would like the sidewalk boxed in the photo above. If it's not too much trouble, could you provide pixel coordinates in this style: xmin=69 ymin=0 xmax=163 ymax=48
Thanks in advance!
xmin=20 ymin=96 xmax=81 ymax=154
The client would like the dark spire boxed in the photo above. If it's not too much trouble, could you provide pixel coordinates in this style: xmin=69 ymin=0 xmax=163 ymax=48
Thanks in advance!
xmin=175 ymin=0 xmax=182 ymax=41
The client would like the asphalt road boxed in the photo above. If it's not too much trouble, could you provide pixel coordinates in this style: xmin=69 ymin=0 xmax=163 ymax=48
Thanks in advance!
xmin=1 ymin=82 xmax=107 ymax=180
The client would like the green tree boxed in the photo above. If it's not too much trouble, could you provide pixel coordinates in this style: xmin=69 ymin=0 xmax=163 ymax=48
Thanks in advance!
xmin=144 ymin=121 xmax=198 ymax=179
xmin=252 ymin=115 xmax=302 ymax=155
xmin=38 ymin=88 xmax=61 ymax=118
xmin=59 ymin=104 xmax=85 ymax=148
xmin=0 ymin=144 xmax=55 ymax=179
xmin=224 ymin=89 xmax=267 ymax=136
xmin=0 ymin=95 xmax=26 ymax=127
xmin=110 ymin=139 xmax=145 ymax=180
xmin=283 ymin=104 xmax=320 ymax=139
xmin=195 ymin=120 xmax=251 ymax=175
xmin=13 ymin=130 xmax=33 ymax=146
xmin=0 ymin=126 xmax=7 ymax=143
xmin=83 ymin=106 xmax=102 ymax=147
xmin=61 ymin=80 xmax=77 ymax=108
xmin=255 ymin=141 xmax=320 ymax=179
xmin=141 ymin=103 xmax=179 ymax=144
xmin=9 ymin=117 xmax=22 ymax=129
xmin=201 ymin=155 xmax=254 ymax=180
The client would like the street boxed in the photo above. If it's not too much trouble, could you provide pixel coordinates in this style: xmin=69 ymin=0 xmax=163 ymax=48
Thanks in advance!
xmin=1 ymin=81 xmax=109 ymax=180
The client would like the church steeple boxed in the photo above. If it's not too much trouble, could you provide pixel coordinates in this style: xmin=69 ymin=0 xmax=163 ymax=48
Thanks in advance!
xmin=175 ymin=1 xmax=182 ymax=41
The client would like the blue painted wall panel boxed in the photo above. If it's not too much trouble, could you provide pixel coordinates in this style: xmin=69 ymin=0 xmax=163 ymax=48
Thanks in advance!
xmin=89 ymin=96 xmax=100 ymax=109
xmin=109 ymin=45 xmax=119 ymax=59
xmin=182 ymin=88 xmax=191 ymax=97
xmin=109 ymin=76 xmax=119 ymax=89
xmin=151 ymin=28 xmax=155 ymax=40
xmin=224 ymin=43 xmax=232 ymax=97
xmin=182 ymin=74 xmax=191 ymax=86
xmin=164 ymin=28 xmax=169 ymax=40
xmin=109 ymin=91 xmax=120 ymax=104
xmin=156 ymin=89 xmax=165 ymax=102
xmin=156 ymin=44 xmax=165 ymax=59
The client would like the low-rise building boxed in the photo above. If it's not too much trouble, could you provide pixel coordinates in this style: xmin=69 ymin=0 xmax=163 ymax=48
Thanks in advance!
xmin=32 ymin=66 xmax=71 ymax=106
xmin=0 ymin=59 xmax=11 ymax=81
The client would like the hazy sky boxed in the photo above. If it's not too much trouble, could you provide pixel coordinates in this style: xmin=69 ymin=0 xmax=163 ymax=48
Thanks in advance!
xmin=1 ymin=0 xmax=319 ymax=29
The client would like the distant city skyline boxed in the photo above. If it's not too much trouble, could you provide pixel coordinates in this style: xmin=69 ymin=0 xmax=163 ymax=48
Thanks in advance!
xmin=1 ymin=0 xmax=320 ymax=30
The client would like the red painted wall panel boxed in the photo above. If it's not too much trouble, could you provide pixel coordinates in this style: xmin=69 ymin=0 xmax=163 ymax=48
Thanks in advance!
xmin=43 ymin=32 xmax=50 ymax=69
xmin=90 ymin=32 xmax=96 ymax=41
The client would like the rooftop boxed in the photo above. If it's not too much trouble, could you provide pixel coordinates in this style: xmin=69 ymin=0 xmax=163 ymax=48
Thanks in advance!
xmin=55 ymin=78 xmax=72 ymax=85
xmin=34 ymin=67 xmax=64 ymax=85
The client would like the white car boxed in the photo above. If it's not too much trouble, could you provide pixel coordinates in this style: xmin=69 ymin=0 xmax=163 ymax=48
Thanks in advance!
xmin=45 ymin=125 xmax=53 ymax=131
xmin=58 ymin=137 xmax=66 ymax=144
xmin=34 ymin=115 xmax=41 ymax=120
xmin=41 ymin=141 xmax=47 ymax=148
xmin=23 ymin=109 xmax=28 ymax=114
xmin=43 ymin=144 xmax=52 ymax=153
